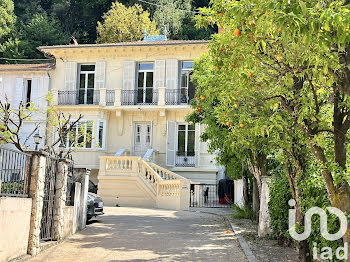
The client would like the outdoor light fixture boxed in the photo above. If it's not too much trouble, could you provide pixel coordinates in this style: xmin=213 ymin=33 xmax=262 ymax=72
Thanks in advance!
xmin=33 ymin=130 xmax=42 ymax=151
xmin=59 ymin=141 xmax=65 ymax=158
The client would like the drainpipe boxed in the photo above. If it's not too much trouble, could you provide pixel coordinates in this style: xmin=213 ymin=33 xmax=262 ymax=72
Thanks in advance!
xmin=44 ymin=55 xmax=56 ymax=150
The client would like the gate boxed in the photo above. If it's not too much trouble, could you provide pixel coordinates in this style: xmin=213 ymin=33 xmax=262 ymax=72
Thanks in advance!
xmin=40 ymin=156 xmax=59 ymax=241
xmin=190 ymin=182 xmax=234 ymax=208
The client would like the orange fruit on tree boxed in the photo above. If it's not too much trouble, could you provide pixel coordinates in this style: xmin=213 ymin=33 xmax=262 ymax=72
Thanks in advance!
xmin=257 ymin=84 xmax=261 ymax=88
xmin=234 ymin=103 xmax=239 ymax=108
xmin=240 ymin=123 xmax=244 ymax=128
xmin=230 ymin=42 xmax=234 ymax=47
xmin=276 ymin=55 xmax=283 ymax=61
xmin=226 ymin=122 xmax=230 ymax=126
xmin=233 ymin=29 xmax=241 ymax=37
xmin=200 ymin=95 xmax=205 ymax=100
xmin=248 ymin=72 xmax=253 ymax=78
xmin=218 ymin=12 xmax=223 ymax=16
xmin=219 ymin=47 xmax=224 ymax=52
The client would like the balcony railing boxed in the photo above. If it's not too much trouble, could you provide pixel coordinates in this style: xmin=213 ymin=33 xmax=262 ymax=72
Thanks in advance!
xmin=121 ymin=89 xmax=158 ymax=105
xmin=165 ymin=89 xmax=194 ymax=105
xmin=106 ymin=90 xmax=115 ymax=106
xmin=175 ymin=151 xmax=195 ymax=167
xmin=58 ymin=90 xmax=100 ymax=105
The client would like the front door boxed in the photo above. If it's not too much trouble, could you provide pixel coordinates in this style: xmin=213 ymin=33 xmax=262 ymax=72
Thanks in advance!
xmin=133 ymin=122 xmax=152 ymax=156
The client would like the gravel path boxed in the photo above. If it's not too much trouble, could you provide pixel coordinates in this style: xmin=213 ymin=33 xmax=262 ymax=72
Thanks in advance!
xmin=28 ymin=207 xmax=247 ymax=262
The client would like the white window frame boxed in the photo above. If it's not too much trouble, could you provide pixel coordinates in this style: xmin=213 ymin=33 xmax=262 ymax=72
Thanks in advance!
xmin=137 ymin=62 xmax=154 ymax=104
xmin=24 ymin=79 xmax=32 ymax=107
xmin=78 ymin=64 xmax=95 ymax=104
xmin=64 ymin=120 xmax=94 ymax=149
xmin=96 ymin=120 xmax=107 ymax=150
xmin=176 ymin=123 xmax=195 ymax=155
xmin=180 ymin=61 xmax=194 ymax=104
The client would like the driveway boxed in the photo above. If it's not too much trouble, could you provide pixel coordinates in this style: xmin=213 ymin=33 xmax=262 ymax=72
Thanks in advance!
xmin=28 ymin=207 xmax=248 ymax=262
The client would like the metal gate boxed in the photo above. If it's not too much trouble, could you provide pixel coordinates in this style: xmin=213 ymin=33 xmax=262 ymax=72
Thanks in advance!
xmin=40 ymin=156 xmax=59 ymax=241
xmin=190 ymin=183 xmax=234 ymax=208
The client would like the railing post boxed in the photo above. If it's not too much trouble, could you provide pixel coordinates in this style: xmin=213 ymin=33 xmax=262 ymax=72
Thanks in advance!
xmin=52 ymin=88 xmax=58 ymax=105
xmin=99 ymin=88 xmax=106 ymax=106
xmin=115 ymin=88 xmax=122 ymax=106
xmin=158 ymin=87 xmax=166 ymax=106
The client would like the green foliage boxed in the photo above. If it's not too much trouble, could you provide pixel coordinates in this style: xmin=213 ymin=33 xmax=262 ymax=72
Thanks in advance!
xmin=97 ymin=2 xmax=159 ymax=43
xmin=0 ymin=0 xmax=16 ymax=39
xmin=232 ymin=204 xmax=254 ymax=220
xmin=19 ymin=13 xmax=68 ymax=58
xmin=269 ymin=171 xmax=292 ymax=240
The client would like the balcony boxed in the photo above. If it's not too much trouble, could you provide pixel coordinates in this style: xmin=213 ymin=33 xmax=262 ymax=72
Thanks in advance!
xmin=166 ymin=89 xmax=194 ymax=105
xmin=121 ymin=89 xmax=158 ymax=105
xmin=58 ymin=90 xmax=100 ymax=105
xmin=175 ymin=151 xmax=195 ymax=167
xmin=55 ymin=87 xmax=193 ymax=107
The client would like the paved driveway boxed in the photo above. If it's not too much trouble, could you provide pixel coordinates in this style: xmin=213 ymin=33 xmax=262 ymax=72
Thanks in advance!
xmin=28 ymin=207 xmax=248 ymax=262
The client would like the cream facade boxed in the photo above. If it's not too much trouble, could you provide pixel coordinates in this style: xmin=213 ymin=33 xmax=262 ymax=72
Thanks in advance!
xmin=39 ymin=40 xmax=218 ymax=208
xmin=0 ymin=64 xmax=52 ymax=150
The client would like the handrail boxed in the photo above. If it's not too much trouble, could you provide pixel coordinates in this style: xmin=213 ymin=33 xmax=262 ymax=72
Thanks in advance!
xmin=146 ymin=161 xmax=185 ymax=180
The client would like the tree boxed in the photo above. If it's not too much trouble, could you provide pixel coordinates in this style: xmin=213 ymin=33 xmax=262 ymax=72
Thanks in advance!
xmin=19 ymin=13 xmax=68 ymax=58
xmin=0 ymin=0 xmax=16 ymax=40
xmin=97 ymin=2 xmax=158 ymax=43
xmin=194 ymin=0 xmax=350 ymax=257
xmin=151 ymin=0 xmax=191 ymax=39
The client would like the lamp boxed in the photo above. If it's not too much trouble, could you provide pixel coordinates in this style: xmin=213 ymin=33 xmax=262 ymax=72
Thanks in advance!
xmin=33 ymin=130 xmax=42 ymax=151
xmin=59 ymin=141 xmax=65 ymax=158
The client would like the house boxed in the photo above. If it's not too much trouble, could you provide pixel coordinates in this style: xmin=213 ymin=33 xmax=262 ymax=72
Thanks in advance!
xmin=0 ymin=63 xmax=53 ymax=150
xmin=38 ymin=38 xmax=219 ymax=208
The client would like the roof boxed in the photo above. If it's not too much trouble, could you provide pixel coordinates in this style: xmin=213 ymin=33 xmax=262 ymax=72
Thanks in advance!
xmin=0 ymin=63 xmax=55 ymax=72
xmin=39 ymin=40 xmax=208 ymax=51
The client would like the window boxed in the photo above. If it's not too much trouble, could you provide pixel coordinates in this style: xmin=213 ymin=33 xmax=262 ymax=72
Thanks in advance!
xmin=96 ymin=120 xmax=106 ymax=149
xmin=177 ymin=124 xmax=195 ymax=156
xmin=137 ymin=62 xmax=154 ymax=104
xmin=65 ymin=121 xmax=93 ymax=149
xmin=180 ymin=61 xmax=195 ymax=104
xmin=78 ymin=65 xmax=95 ymax=104
xmin=25 ymin=79 xmax=32 ymax=108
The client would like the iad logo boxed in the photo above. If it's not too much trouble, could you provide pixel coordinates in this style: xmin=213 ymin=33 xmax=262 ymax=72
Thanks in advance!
xmin=288 ymin=199 xmax=348 ymax=260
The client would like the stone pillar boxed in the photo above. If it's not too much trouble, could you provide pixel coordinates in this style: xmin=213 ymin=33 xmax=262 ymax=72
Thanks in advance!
xmin=99 ymin=88 xmax=106 ymax=106
xmin=27 ymin=152 xmax=47 ymax=256
xmin=73 ymin=182 xmax=81 ymax=234
xmin=114 ymin=88 xmax=121 ymax=106
xmin=179 ymin=179 xmax=191 ymax=210
xmin=234 ymin=179 xmax=244 ymax=208
xmin=258 ymin=176 xmax=272 ymax=237
xmin=73 ymin=168 xmax=90 ymax=230
xmin=79 ymin=169 xmax=90 ymax=230
xmin=158 ymin=87 xmax=166 ymax=106
xmin=53 ymin=159 xmax=70 ymax=241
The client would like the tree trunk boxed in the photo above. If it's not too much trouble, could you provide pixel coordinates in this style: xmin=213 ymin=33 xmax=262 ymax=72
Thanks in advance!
xmin=242 ymin=166 xmax=249 ymax=207
xmin=248 ymin=151 xmax=267 ymax=223
xmin=252 ymin=177 xmax=260 ymax=223
xmin=285 ymin=158 xmax=312 ymax=262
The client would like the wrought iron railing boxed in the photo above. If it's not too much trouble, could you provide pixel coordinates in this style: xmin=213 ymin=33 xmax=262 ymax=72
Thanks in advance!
xmin=106 ymin=90 xmax=115 ymax=106
xmin=0 ymin=147 xmax=32 ymax=197
xmin=121 ymin=89 xmax=158 ymax=105
xmin=58 ymin=90 xmax=100 ymax=105
xmin=165 ymin=89 xmax=194 ymax=105
xmin=65 ymin=162 xmax=74 ymax=206
xmin=175 ymin=151 xmax=195 ymax=167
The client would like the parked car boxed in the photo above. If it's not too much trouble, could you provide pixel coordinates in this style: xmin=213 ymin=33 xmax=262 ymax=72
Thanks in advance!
xmin=87 ymin=192 xmax=104 ymax=221
xmin=88 ymin=180 xmax=98 ymax=194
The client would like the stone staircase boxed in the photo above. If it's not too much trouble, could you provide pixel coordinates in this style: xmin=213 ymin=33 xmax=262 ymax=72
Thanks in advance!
xmin=97 ymin=156 xmax=190 ymax=210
